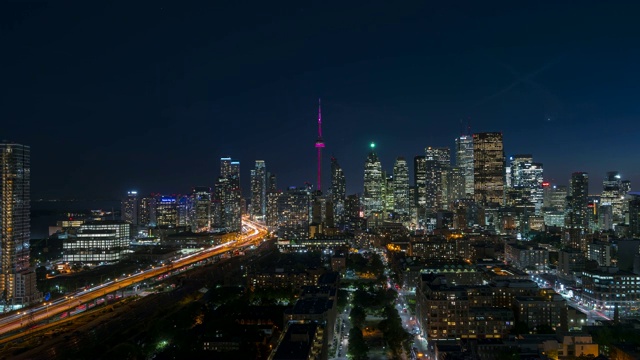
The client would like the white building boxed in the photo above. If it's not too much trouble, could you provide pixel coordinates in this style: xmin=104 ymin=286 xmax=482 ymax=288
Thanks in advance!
xmin=63 ymin=221 xmax=131 ymax=263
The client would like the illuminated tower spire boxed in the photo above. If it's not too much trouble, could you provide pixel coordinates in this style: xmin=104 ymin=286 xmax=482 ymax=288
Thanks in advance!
xmin=315 ymin=98 xmax=325 ymax=191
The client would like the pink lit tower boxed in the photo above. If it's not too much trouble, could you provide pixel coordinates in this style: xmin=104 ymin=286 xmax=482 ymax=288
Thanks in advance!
xmin=315 ymin=98 xmax=325 ymax=192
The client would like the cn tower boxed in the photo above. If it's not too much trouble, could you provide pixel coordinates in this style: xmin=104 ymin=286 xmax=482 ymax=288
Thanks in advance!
xmin=315 ymin=98 xmax=325 ymax=192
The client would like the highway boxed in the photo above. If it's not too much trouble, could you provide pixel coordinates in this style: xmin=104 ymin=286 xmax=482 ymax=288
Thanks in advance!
xmin=0 ymin=218 xmax=269 ymax=336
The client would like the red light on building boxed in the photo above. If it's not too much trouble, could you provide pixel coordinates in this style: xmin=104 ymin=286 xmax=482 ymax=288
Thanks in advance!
xmin=542 ymin=182 xmax=550 ymax=187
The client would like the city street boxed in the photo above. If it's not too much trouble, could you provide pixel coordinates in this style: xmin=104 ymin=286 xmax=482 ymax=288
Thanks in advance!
xmin=563 ymin=296 xmax=611 ymax=324
xmin=392 ymin=280 xmax=430 ymax=360
xmin=332 ymin=305 xmax=351 ymax=360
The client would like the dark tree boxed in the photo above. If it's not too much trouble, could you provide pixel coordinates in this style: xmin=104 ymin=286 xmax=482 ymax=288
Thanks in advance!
xmin=348 ymin=326 xmax=369 ymax=360
xmin=337 ymin=289 xmax=349 ymax=311
xmin=350 ymin=305 xmax=367 ymax=329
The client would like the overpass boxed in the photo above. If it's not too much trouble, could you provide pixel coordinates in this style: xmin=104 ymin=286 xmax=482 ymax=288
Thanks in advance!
xmin=0 ymin=218 xmax=269 ymax=337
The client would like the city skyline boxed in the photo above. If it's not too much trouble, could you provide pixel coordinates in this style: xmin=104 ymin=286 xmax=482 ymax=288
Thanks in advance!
xmin=2 ymin=2 xmax=639 ymax=199
xmin=4 ymin=3 xmax=640 ymax=357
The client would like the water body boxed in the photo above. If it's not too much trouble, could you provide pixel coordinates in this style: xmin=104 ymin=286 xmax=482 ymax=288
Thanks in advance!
xmin=31 ymin=200 xmax=120 ymax=239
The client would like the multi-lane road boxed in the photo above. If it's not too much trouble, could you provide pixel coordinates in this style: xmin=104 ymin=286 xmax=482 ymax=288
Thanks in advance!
xmin=0 ymin=219 xmax=269 ymax=337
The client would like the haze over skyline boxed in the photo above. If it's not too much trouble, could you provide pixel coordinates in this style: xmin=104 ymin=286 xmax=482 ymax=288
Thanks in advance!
xmin=2 ymin=1 xmax=639 ymax=199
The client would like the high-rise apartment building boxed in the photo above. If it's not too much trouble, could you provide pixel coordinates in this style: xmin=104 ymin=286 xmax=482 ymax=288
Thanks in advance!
xmin=567 ymin=172 xmax=589 ymax=230
xmin=363 ymin=144 xmax=383 ymax=217
xmin=266 ymin=190 xmax=282 ymax=227
xmin=473 ymin=132 xmax=504 ymax=206
xmin=192 ymin=187 xmax=211 ymax=232
xmin=267 ymin=172 xmax=277 ymax=193
xmin=176 ymin=194 xmax=190 ymax=227
xmin=121 ymin=191 xmax=139 ymax=226
xmin=330 ymin=157 xmax=346 ymax=222
xmin=447 ymin=167 xmax=466 ymax=204
xmin=265 ymin=172 xmax=280 ymax=227
xmin=393 ymin=157 xmax=410 ymax=217
xmin=250 ymin=160 xmax=266 ymax=219
xmin=139 ymin=195 xmax=157 ymax=227
xmin=1 ymin=143 xmax=38 ymax=305
xmin=276 ymin=187 xmax=311 ymax=239
xmin=345 ymin=194 xmax=361 ymax=220
xmin=217 ymin=157 xmax=242 ymax=232
xmin=455 ymin=135 xmax=474 ymax=197
xmin=425 ymin=147 xmax=450 ymax=211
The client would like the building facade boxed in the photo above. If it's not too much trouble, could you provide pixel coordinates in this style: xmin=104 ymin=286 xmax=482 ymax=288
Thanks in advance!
xmin=393 ymin=157 xmax=410 ymax=219
xmin=456 ymin=135 xmax=474 ymax=198
xmin=250 ymin=160 xmax=266 ymax=219
xmin=63 ymin=221 xmax=131 ymax=263
xmin=581 ymin=270 xmax=640 ymax=316
xmin=216 ymin=157 xmax=242 ymax=232
xmin=567 ymin=172 xmax=589 ymax=231
xmin=414 ymin=155 xmax=427 ymax=214
xmin=192 ymin=187 xmax=211 ymax=232
xmin=473 ymin=132 xmax=505 ymax=206
xmin=276 ymin=187 xmax=311 ymax=239
xmin=1 ymin=143 xmax=38 ymax=305
xmin=330 ymin=157 xmax=346 ymax=223
xmin=363 ymin=145 xmax=383 ymax=218
xmin=121 ymin=190 xmax=139 ymax=225
xmin=425 ymin=147 xmax=451 ymax=211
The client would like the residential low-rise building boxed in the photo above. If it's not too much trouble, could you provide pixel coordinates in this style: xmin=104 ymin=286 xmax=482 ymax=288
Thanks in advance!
xmin=504 ymin=242 xmax=549 ymax=272
xmin=248 ymin=268 xmax=326 ymax=291
xmin=417 ymin=275 xmax=514 ymax=341
xmin=270 ymin=322 xmax=325 ymax=360
xmin=513 ymin=295 xmax=567 ymax=332
xmin=540 ymin=333 xmax=598 ymax=359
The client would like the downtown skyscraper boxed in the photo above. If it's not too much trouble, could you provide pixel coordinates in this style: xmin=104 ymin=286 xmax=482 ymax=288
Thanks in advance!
xmin=414 ymin=155 xmax=427 ymax=211
xmin=455 ymin=135 xmax=474 ymax=198
xmin=1 ymin=143 xmax=38 ymax=305
xmin=601 ymin=171 xmax=629 ymax=223
xmin=509 ymin=154 xmax=544 ymax=213
xmin=393 ymin=157 xmax=410 ymax=218
xmin=363 ymin=143 xmax=383 ymax=218
xmin=250 ymin=160 xmax=267 ymax=219
xmin=473 ymin=132 xmax=505 ymax=206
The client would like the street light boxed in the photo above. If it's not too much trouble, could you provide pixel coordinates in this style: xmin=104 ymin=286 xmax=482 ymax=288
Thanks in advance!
xmin=18 ymin=311 xmax=24 ymax=325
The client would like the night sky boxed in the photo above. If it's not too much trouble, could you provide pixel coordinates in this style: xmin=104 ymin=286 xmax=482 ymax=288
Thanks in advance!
xmin=2 ymin=1 xmax=639 ymax=200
